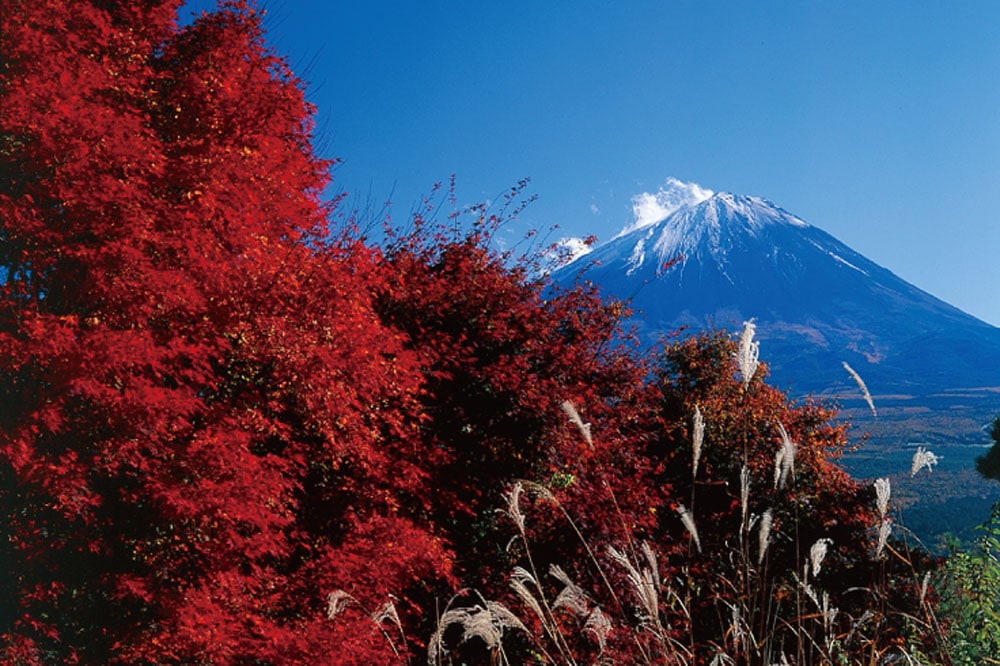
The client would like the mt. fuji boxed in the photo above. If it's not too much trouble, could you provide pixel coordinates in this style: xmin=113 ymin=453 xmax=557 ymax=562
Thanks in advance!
xmin=554 ymin=180 xmax=1000 ymax=395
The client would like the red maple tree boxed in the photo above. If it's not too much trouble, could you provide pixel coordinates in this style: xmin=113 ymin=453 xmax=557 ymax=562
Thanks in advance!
xmin=2 ymin=2 xmax=451 ymax=662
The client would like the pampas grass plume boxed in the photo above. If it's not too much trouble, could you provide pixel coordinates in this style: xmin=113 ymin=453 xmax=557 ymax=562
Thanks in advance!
xmin=809 ymin=538 xmax=832 ymax=578
xmin=561 ymin=400 xmax=593 ymax=449
xmin=773 ymin=422 xmax=796 ymax=489
xmin=737 ymin=320 xmax=760 ymax=390
xmin=874 ymin=477 xmax=890 ymax=517
xmin=910 ymin=446 xmax=939 ymax=477
xmin=583 ymin=607 xmax=612 ymax=653
xmin=692 ymin=404 xmax=705 ymax=479
xmin=677 ymin=504 xmax=702 ymax=553
xmin=326 ymin=590 xmax=353 ymax=620
xmin=842 ymin=361 xmax=877 ymax=418
xmin=875 ymin=519 xmax=893 ymax=559
xmin=504 ymin=481 xmax=526 ymax=533
xmin=758 ymin=509 xmax=773 ymax=565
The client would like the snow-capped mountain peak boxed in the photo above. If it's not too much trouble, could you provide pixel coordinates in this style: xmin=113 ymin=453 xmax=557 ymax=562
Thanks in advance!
xmin=616 ymin=177 xmax=714 ymax=238
xmin=617 ymin=188 xmax=809 ymax=275
xmin=553 ymin=179 xmax=1000 ymax=394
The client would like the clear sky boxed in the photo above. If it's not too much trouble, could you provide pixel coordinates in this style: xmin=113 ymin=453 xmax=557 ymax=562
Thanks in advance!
xmin=182 ymin=1 xmax=1000 ymax=326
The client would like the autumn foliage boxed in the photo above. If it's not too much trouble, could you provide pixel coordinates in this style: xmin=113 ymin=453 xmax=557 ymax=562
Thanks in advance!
xmin=2 ymin=1 xmax=448 ymax=661
xmin=2 ymin=2 xmax=941 ymax=664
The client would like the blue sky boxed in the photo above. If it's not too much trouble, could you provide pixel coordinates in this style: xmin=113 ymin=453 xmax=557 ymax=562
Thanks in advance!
xmin=183 ymin=1 xmax=1000 ymax=326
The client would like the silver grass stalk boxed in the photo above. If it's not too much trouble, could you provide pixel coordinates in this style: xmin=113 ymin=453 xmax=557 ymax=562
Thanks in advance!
xmin=740 ymin=466 xmax=751 ymax=527
xmin=874 ymin=477 xmax=891 ymax=517
xmin=560 ymin=400 xmax=593 ymax=449
xmin=459 ymin=606 xmax=502 ymax=651
xmin=510 ymin=566 xmax=545 ymax=628
xmin=326 ymin=590 xmax=354 ymax=620
xmin=809 ymin=538 xmax=833 ymax=578
xmin=641 ymin=541 xmax=661 ymax=588
xmin=522 ymin=479 xmax=556 ymax=503
xmin=731 ymin=604 xmax=744 ymax=652
xmin=844 ymin=610 xmax=874 ymax=650
xmin=773 ymin=446 xmax=783 ymax=490
xmin=919 ymin=571 xmax=932 ymax=606
xmin=511 ymin=565 xmax=537 ymax=587
xmin=692 ymin=404 xmax=705 ymax=479
xmin=842 ymin=361 xmax=877 ymax=418
xmin=758 ymin=509 xmax=773 ymax=565
xmin=608 ymin=546 xmax=660 ymax=624
xmin=429 ymin=602 xmax=528 ymax=665
xmin=779 ymin=422 xmax=797 ymax=483
xmin=821 ymin=592 xmax=837 ymax=635
xmin=875 ymin=519 xmax=893 ymax=559
xmin=372 ymin=599 xmax=403 ymax=632
xmin=550 ymin=564 xmax=590 ymax=618
xmin=800 ymin=577 xmax=820 ymax=611
xmin=677 ymin=504 xmax=702 ymax=553
xmin=910 ymin=446 xmax=939 ymax=477
xmin=737 ymin=319 xmax=760 ymax=390
xmin=583 ymin=607 xmax=612 ymax=653
xmin=504 ymin=481 xmax=526 ymax=533
xmin=773 ymin=422 xmax=796 ymax=489
xmin=428 ymin=613 xmax=456 ymax=665
xmin=510 ymin=578 xmax=545 ymax=629
xmin=484 ymin=601 xmax=528 ymax=636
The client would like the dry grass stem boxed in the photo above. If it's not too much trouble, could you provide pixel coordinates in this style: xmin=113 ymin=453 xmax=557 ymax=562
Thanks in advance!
xmin=740 ymin=466 xmax=750 ymax=527
xmin=821 ymin=592 xmax=837 ymax=635
xmin=521 ymin=479 xmax=556 ymax=503
xmin=730 ymin=603 xmax=744 ymax=652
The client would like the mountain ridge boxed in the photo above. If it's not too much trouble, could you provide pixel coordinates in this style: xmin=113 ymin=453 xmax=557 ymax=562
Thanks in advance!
xmin=554 ymin=181 xmax=1000 ymax=395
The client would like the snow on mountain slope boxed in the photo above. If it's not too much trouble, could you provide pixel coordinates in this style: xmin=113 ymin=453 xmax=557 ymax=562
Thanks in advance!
xmin=554 ymin=180 xmax=1000 ymax=394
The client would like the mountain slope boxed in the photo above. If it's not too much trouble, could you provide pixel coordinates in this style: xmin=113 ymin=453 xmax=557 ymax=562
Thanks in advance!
xmin=555 ymin=184 xmax=1000 ymax=395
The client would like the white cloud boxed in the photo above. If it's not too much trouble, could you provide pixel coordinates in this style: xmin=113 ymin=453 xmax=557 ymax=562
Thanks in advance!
xmin=589 ymin=203 xmax=600 ymax=216
xmin=616 ymin=177 xmax=714 ymax=238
